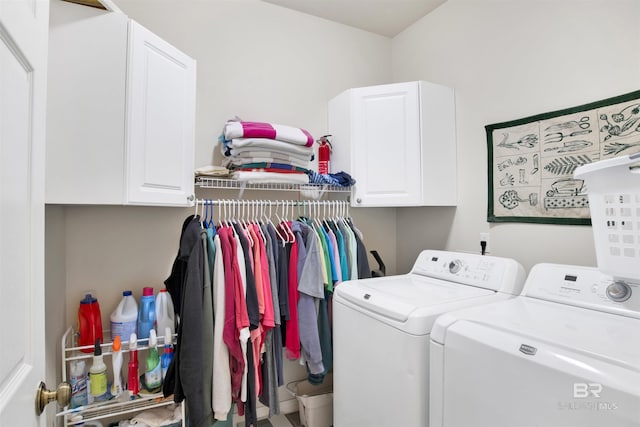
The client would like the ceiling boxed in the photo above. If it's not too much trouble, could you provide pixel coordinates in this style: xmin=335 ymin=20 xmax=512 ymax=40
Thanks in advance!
xmin=260 ymin=0 xmax=446 ymax=38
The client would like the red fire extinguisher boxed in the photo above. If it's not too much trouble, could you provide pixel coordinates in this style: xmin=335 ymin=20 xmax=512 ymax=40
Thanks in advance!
xmin=317 ymin=135 xmax=332 ymax=175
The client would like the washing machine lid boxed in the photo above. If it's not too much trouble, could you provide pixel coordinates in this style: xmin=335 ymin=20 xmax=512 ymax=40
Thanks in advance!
xmin=334 ymin=273 xmax=496 ymax=333
xmin=432 ymin=296 xmax=640 ymax=363
xmin=431 ymin=297 xmax=640 ymax=427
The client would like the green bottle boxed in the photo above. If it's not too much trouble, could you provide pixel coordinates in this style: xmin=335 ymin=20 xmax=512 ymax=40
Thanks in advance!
xmin=144 ymin=329 xmax=162 ymax=391
xmin=89 ymin=338 xmax=108 ymax=400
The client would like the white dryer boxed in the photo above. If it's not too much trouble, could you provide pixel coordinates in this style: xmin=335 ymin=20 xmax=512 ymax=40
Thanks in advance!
xmin=430 ymin=263 xmax=640 ymax=427
xmin=333 ymin=250 xmax=526 ymax=427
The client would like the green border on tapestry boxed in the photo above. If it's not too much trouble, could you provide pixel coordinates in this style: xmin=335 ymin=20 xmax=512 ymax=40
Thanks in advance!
xmin=486 ymin=88 xmax=640 ymax=225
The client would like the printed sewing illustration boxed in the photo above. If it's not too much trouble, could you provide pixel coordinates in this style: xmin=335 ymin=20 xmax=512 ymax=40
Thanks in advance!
xmin=600 ymin=102 xmax=640 ymax=155
xmin=543 ymin=178 xmax=589 ymax=210
xmin=488 ymin=91 xmax=640 ymax=223
xmin=600 ymin=102 xmax=640 ymax=140
xmin=497 ymin=177 xmax=588 ymax=211
xmin=498 ymin=190 xmax=538 ymax=210
xmin=543 ymin=116 xmax=593 ymax=154
xmin=496 ymin=132 xmax=538 ymax=150
xmin=495 ymin=121 xmax=592 ymax=213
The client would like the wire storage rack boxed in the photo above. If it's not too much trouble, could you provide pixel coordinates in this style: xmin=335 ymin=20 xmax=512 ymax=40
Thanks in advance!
xmin=59 ymin=327 xmax=184 ymax=426
xmin=195 ymin=176 xmax=352 ymax=199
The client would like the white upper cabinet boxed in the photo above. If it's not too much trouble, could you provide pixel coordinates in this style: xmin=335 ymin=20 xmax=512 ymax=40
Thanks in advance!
xmin=329 ymin=81 xmax=457 ymax=207
xmin=46 ymin=1 xmax=196 ymax=206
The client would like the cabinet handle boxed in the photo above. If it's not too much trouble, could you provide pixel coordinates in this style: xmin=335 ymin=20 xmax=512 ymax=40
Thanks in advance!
xmin=356 ymin=198 xmax=362 ymax=204
xmin=187 ymin=194 xmax=195 ymax=202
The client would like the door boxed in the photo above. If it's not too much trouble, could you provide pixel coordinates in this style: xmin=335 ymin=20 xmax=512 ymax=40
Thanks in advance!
xmin=352 ymin=81 xmax=422 ymax=206
xmin=0 ymin=0 xmax=49 ymax=425
xmin=126 ymin=20 xmax=196 ymax=206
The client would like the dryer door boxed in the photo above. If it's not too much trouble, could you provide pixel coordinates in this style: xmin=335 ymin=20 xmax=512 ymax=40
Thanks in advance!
xmin=434 ymin=320 xmax=640 ymax=427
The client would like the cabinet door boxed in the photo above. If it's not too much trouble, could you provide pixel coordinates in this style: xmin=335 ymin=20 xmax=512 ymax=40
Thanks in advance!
xmin=126 ymin=21 xmax=196 ymax=206
xmin=352 ymin=82 xmax=422 ymax=206
xmin=46 ymin=3 xmax=129 ymax=205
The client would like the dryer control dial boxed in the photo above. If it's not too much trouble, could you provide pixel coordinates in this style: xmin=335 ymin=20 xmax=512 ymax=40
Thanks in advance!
xmin=606 ymin=281 xmax=632 ymax=302
xmin=448 ymin=259 xmax=464 ymax=274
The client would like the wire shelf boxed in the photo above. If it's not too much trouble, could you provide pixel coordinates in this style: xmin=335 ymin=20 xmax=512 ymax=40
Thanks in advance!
xmin=195 ymin=176 xmax=352 ymax=198
xmin=59 ymin=328 xmax=184 ymax=426
xmin=62 ymin=395 xmax=178 ymax=425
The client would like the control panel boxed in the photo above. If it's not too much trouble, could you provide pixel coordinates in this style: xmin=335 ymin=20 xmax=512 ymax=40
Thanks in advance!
xmin=523 ymin=263 xmax=640 ymax=318
xmin=410 ymin=250 xmax=526 ymax=294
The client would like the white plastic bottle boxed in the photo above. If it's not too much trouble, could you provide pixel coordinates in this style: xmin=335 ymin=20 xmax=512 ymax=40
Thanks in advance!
xmin=161 ymin=326 xmax=174 ymax=381
xmin=110 ymin=290 xmax=138 ymax=342
xmin=155 ymin=289 xmax=175 ymax=337
xmin=111 ymin=335 xmax=123 ymax=397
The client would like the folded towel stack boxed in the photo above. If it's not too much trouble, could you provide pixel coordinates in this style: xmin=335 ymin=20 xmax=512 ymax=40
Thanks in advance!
xmin=220 ymin=119 xmax=315 ymax=185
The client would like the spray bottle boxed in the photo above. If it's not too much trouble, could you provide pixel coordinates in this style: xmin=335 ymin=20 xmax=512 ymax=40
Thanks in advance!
xmin=111 ymin=335 xmax=123 ymax=397
xmin=69 ymin=359 xmax=88 ymax=408
xmin=127 ymin=333 xmax=139 ymax=396
xmin=144 ymin=329 xmax=162 ymax=392
xmin=161 ymin=326 xmax=174 ymax=381
xmin=89 ymin=338 xmax=108 ymax=401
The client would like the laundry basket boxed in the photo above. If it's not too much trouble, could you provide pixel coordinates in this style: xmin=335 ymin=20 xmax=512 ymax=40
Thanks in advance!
xmin=286 ymin=374 xmax=333 ymax=427
xmin=574 ymin=152 xmax=640 ymax=283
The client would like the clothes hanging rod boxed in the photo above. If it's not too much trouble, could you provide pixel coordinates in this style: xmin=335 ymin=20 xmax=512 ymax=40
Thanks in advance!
xmin=194 ymin=199 xmax=348 ymax=206
xmin=193 ymin=198 xmax=351 ymax=221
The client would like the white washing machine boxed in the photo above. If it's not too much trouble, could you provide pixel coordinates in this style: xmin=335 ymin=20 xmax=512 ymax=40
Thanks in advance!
xmin=430 ymin=263 xmax=640 ymax=427
xmin=333 ymin=249 xmax=526 ymax=427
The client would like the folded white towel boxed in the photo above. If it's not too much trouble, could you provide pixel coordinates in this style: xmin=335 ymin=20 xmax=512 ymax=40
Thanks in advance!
xmin=230 ymin=171 xmax=310 ymax=185
xmin=226 ymin=138 xmax=313 ymax=156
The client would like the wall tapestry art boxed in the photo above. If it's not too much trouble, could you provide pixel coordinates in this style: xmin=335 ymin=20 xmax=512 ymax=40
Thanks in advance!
xmin=486 ymin=89 xmax=640 ymax=225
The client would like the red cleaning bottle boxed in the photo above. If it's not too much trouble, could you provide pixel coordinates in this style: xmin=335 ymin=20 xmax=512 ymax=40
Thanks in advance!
xmin=78 ymin=293 xmax=103 ymax=353
xmin=127 ymin=332 xmax=140 ymax=395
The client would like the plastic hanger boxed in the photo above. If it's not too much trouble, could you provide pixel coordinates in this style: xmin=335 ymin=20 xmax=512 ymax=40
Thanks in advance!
xmin=203 ymin=200 xmax=211 ymax=229
xmin=241 ymin=200 xmax=254 ymax=247
xmin=207 ymin=200 xmax=216 ymax=231
xmin=266 ymin=200 xmax=287 ymax=245
xmin=253 ymin=200 xmax=268 ymax=245
xmin=275 ymin=201 xmax=294 ymax=243
xmin=313 ymin=201 xmax=323 ymax=229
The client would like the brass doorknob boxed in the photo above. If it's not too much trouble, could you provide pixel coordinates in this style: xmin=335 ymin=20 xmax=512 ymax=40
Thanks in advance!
xmin=35 ymin=381 xmax=71 ymax=415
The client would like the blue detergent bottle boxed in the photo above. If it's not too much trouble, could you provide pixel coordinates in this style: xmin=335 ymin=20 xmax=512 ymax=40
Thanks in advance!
xmin=137 ymin=287 xmax=156 ymax=340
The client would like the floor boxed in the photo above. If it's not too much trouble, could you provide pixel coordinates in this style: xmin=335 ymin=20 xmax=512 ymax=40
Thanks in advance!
xmin=253 ymin=412 xmax=301 ymax=427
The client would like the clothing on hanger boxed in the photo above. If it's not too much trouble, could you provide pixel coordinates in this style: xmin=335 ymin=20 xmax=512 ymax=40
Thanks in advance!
xmin=172 ymin=200 xmax=371 ymax=424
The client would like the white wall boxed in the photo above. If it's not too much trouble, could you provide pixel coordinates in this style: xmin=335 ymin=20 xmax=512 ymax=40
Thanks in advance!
xmin=45 ymin=0 xmax=396 ymax=413
xmin=53 ymin=0 xmax=396 ymax=302
xmin=110 ymin=0 xmax=398 ymax=277
xmin=391 ymin=0 xmax=640 ymax=273
xmin=113 ymin=0 xmax=393 ymax=168
xmin=47 ymin=0 xmax=640 ymax=411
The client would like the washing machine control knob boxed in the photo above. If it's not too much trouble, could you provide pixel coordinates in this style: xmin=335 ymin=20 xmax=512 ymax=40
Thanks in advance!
xmin=606 ymin=281 xmax=632 ymax=302
xmin=448 ymin=259 xmax=463 ymax=274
